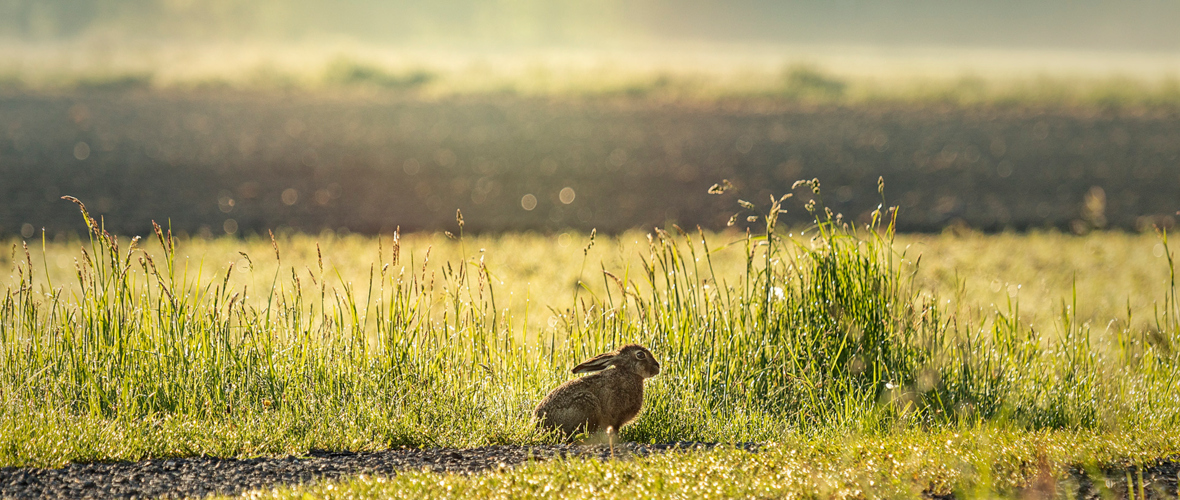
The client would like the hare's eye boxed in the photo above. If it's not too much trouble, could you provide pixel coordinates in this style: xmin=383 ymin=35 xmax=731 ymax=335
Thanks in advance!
xmin=635 ymin=351 xmax=645 ymax=360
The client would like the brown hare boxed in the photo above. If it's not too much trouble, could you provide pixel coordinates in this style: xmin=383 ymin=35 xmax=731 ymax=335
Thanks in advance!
xmin=533 ymin=344 xmax=660 ymax=442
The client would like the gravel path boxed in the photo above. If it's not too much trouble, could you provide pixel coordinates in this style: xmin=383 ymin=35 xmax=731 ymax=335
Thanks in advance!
xmin=3 ymin=445 xmax=1177 ymax=499
xmin=0 ymin=443 xmax=734 ymax=499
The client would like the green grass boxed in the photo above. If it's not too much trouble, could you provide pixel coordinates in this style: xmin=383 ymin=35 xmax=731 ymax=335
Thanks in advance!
xmin=3 ymin=187 xmax=1180 ymax=496
xmin=231 ymin=427 xmax=1180 ymax=499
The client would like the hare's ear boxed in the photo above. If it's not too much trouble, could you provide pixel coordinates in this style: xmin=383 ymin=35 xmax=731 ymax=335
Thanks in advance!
xmin=572 ymin=352 xmax=617 ymax=374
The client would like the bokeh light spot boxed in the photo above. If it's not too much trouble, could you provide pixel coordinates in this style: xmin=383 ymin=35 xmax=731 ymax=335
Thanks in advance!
xmin=521 ymin=194 xmax=537 ymax=211
xmin=282 ymin=188 xmax=299 ymax=205
xmin=997 ymin=161 xmax=1014 ymax=178
xmin=608 ymin=148 xmax=627 ymax=168
xmin=403 ymin=159 xmax=421 ymax=175
xmin=434 ymin=149 xmax=456 ymax=167
xmin=559 ymin=187 xmax=576 ymax=204
xmin=218 ymin=192 xmax=236 ymax=213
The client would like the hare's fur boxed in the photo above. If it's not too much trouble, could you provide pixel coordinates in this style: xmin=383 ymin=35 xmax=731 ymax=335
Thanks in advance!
xmin=533 ymin=344 xmax=660 ymax=441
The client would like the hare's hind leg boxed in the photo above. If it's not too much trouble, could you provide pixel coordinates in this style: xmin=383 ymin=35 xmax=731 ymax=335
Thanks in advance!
xmin=539 ymin=393 xmax=603 ymax=441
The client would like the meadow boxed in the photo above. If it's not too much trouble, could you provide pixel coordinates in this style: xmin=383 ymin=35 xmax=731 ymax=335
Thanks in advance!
xmin=4 ymin=13 xmax=1180 ymax=499
xmin=4 ymin=190 xmax=1180 ymax=497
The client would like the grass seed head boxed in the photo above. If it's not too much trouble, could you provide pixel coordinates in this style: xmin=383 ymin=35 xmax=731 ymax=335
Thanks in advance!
xmin=269 ymin=229 xmax=280 ymax=262
xmin=584 ymin=228 xmax=597 ymax=255
xmin=392 ymin=226 xmax=401 ymax=267
xmin=316 ymin=243 xmax=323 ymax=274
xmin=708 ymin=179 xmax=734 ymax=195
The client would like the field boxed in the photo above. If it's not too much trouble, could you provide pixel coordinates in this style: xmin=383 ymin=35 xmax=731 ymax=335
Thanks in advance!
xmin=4 ymin=50 xmax=1180 ymax=496
xmin=3 ymin=69 xmax=1180 ymax=239
xmin=4 ymin=192 xmax=1180 ymax=497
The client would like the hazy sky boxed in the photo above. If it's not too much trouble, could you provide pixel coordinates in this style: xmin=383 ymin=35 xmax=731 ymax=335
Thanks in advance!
xmin=646 ymin=1 xmax=1180 ymax=52
xmin=1 ymin=0 xmax=1178 ymax=52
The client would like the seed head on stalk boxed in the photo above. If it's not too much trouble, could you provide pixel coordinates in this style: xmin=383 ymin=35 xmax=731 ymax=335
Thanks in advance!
xmin=708 ymin=179 xmax=734 ymax=195
xmin=60 ymin=196 xmax=96 ymax=234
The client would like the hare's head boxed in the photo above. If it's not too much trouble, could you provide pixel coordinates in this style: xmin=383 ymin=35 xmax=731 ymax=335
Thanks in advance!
xmin=572 ymin=344 xmax=660 ymax=378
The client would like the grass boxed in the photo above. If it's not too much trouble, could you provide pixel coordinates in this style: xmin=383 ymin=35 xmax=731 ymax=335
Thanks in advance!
xmin=3 ymin=187 xmax=1180 ymax=496
xmin=231 ymin=427 xmax=1180 ymax=499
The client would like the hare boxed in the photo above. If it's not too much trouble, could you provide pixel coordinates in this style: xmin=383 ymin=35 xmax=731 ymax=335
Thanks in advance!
xmin=533 ymin=344 xmax=660 ymax=441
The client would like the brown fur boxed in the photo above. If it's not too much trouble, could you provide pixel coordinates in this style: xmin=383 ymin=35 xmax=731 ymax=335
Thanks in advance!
xmin=533 ymin=344 xmax=660 ymax=440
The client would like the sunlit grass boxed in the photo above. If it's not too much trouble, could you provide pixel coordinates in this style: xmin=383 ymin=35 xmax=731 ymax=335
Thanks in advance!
xmin=6 ymin=226 xmax=1171 ymax=339
xmin=2 ymin=187 xmax=1180 ymax=475
xmin=233 ymin=427 xmax=1180 ymax=500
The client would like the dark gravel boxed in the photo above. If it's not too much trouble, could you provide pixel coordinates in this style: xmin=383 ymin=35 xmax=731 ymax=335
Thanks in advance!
xmin=3 ymin=445 xmax=1177 ymax=499
xmin=1069 ymin=460 xmax=1180 ymax=500
xmin=0 ymin=443 xmax=740 ymax=499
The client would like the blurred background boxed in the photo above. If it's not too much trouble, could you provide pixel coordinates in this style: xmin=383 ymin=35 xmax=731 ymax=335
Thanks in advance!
xmin=1 ymin=0 xmax=1179 ymax=237
xmin=3 ymin=0 xmax=1179 ymax=49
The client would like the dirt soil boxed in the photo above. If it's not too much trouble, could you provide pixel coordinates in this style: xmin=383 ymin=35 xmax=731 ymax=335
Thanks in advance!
xmin=2 ymin=91 xmax=1179 ymax=236
xmin=0 ymin=443 xmax=735 ymax=499
xmin=1 ymin=444 xmax=1177 ymax=499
